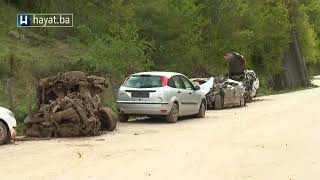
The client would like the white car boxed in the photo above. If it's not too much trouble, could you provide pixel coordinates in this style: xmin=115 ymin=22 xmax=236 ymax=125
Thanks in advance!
xmin=0 ymin=106 xmax=17 ymax=145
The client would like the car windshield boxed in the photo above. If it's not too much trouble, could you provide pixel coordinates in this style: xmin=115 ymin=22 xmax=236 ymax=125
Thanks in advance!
xmin=124 ymin=75 xmax=163 ymax=88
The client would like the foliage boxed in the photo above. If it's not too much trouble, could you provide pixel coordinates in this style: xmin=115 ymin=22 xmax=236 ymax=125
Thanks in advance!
xmin=0 ymin=0 xmax=320 ymax=125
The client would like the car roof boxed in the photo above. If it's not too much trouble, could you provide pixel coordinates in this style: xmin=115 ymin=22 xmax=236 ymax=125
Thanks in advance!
xmin=132 ymin=71 xmax=185 ymax=78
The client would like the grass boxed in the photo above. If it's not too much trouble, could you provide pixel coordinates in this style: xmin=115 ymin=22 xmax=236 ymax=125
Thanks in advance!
xmin=16 ymin=123 xmax=25 ymax=136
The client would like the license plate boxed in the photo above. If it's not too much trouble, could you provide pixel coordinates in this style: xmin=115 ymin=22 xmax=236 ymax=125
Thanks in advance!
xmin=131 ymin=91 xmax=149 ymax=98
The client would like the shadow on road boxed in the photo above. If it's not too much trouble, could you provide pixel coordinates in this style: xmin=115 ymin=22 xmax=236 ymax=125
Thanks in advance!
xmin=122 ymin=98 xmax=272 ymax=125
xmin=124 ymin=116 xmax=198 ymax=124
xmin=252 ymin=98 xmax=266 ymax=102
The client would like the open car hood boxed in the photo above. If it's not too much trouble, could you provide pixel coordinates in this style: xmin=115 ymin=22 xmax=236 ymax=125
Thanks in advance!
xmin=199 ymin=77 xmax=214 ymax=95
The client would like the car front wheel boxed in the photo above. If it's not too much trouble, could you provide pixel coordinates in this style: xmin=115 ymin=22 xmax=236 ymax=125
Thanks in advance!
xmin=196 ymin=100 xmax=206 ymax=118
xmin=0 ymin=121 xmax=9 ymax=145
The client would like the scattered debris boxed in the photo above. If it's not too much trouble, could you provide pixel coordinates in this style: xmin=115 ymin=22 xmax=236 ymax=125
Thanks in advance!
xmin=242 ymin=70 xmax=259 ymax=102
xmin=24 ymin=71 xmax=117 ymax=138
xmin=77 ymin=152 xmax=82 ymax=158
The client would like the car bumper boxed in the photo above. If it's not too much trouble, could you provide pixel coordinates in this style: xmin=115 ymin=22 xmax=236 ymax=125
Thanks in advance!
xmin=117 ymin=102 xmax=171 ymax=115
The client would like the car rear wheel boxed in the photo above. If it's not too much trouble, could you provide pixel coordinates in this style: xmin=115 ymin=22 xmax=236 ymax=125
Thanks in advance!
xmin=118 ymin=113 xmax=129 ymax=122
xmin=214 ymin=94 xmax=224 ymax=110
xmin=0 ymin=121 xmax=9 ymax=145
xmin=196 ymin=100 xmax=206 ymax=118
xmin=165 ymin=103 xmax=179 ymax=123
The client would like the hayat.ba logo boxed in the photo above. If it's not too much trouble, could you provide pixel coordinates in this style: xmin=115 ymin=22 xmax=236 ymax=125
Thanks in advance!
xmin=17 ymin=14 xmax=73 ymax=27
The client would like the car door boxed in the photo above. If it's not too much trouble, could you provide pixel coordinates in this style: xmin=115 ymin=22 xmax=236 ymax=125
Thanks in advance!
xmin=179 ymin=75 xmax=200 ymax=115
xmin=166 ymin=76 xmax=187 ymax=115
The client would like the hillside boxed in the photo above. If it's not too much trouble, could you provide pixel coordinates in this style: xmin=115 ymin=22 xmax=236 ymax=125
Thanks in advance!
xmin=0 ymin=0 xmax=320 ymax=125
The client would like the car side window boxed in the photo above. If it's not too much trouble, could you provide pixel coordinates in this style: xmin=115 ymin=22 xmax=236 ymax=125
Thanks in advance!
xmin=170 ymin=76 xmax=185 ymax=89
xmin=168 ymin=77 xmax=175 ymax=88
xmin=179 ymin=76 xmax=194 ymax=90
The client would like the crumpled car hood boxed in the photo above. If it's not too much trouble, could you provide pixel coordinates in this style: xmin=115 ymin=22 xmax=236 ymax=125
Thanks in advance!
xmin=199 ymin=77 xmax=214 ymax=95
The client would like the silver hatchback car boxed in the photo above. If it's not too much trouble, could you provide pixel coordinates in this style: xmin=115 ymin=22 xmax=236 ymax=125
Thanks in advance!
xmin=116 ymin=72 xmax=207 ymax=123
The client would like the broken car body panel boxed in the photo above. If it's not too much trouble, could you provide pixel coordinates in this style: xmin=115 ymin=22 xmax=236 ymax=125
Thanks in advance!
xmin=221 ymin=79 xmax=245 ymax=108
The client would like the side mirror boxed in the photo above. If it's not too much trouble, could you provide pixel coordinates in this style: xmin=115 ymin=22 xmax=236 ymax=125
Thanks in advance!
xmin=194 ymin=85 xmax=201 ymax=90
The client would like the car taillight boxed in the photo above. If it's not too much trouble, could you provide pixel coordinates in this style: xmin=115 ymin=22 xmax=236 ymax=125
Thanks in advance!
xmin=162 ymin=76 xmax=169 ymax=87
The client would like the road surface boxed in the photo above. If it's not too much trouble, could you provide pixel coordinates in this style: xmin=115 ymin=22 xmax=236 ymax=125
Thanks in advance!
xmin=0 ymin=77 xmax=319 ymax=180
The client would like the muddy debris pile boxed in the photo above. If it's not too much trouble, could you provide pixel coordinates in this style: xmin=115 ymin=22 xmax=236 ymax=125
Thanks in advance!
xmin=25 ymin=71 xmax=117 ymax=138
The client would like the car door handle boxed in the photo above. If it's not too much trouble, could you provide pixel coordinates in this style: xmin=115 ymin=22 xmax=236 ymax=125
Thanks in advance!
xmin=189 ymin=92 xmax=192 ymax=95
xmin=177 ymin=90 xmax=182 ymax=93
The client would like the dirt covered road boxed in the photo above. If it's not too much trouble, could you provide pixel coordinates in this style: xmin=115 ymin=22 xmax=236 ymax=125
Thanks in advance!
xmin=1 ymin=77 xmax=320 ymax=180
